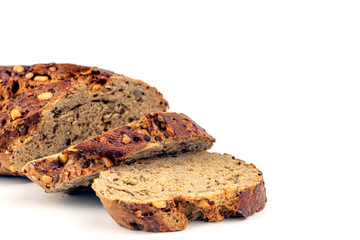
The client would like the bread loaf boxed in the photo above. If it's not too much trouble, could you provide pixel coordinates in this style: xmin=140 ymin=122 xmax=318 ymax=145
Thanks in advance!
xmin=0 ymin=64 xmax=168 ymax=176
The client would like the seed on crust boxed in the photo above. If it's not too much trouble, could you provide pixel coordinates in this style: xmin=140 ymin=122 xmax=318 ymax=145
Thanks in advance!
xmin=25 ymin=72 xmax=34 ymax=79
xmin=101 ymin=157 xmax=114 ymax=167
xmin=10 ymin=108 xmax=22 ymax=120
xmin=135 ymin=210 xmax=142 ymax=217
xmin=157 ymin=115 xmax=164 ymax=122
xmin=42 ymin=175 xmax=53 ymax=183
xmin=13 ymin=65 xmax=24 ymax=73
xmin=49 ymin=66 xmax=57 ymax=72
xmin=197 ymin=200 xmax=210 ymax=208
xmin=66 ymin=146 xmax=78 ymax=152
xmin=58 ymin=153 xmax=69 ymax=165
xmin=9 ymin=165 xmax=17 ymax=172
xmin=225 ymin=188 xmax=235 ymax=199
xmin=122 ymin=134 xmax=132 ymax=144
xmin=34 ymin=75 xmax=49 ymax=81
xmin=152 ymin=200 xmax=167 ymax=209
xmin=92 ymin=84 xmax=102 ymax=91
xmin=37 ymin=92 xmax=53 ymax=101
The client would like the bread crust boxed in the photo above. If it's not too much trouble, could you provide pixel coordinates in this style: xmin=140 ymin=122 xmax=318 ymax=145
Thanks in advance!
xmin=94 ymin=158 xmax=266 ymax=232
xmin=23 ymin=112 xmax=215 ymax=192
xmin=0 ymin=63 xmax=169 ymax=176
xmin=0 ymin=165 xmax=21 ymax=176
xmin=0 ymin=63 xmax=113 ymax=101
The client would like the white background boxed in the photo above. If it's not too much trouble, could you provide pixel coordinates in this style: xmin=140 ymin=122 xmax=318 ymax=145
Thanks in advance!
xmin=1 ymin=1 xmax=359 ymax=239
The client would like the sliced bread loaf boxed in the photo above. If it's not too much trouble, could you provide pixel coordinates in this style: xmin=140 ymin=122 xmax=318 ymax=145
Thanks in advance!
xmin=92 ymin=151 xmax=266 ymax=232
xmin=0 ymin=64 xmax=168 ymax=176
xmin=23 ymin=112 xmax=215 ymax=193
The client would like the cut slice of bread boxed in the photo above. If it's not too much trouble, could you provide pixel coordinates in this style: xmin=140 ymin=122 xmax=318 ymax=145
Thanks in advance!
xmin=92 ymin=151 xmax=266 ymax=232
xmin=0 ymin=64 xmax=168 ymax=176
xmin=23 ymin=112 xmax=215 ymax=193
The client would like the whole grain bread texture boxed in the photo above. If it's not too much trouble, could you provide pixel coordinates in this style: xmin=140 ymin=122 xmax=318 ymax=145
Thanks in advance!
xmin=92 ymin=151 xmax=266 ymax=232
xmin=0 ymin=64 xmax=168 ymax=176
xmin=23 ymin=112 xmax=215 ymax=193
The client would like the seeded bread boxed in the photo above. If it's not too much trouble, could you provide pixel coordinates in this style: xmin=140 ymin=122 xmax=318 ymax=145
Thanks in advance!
xmin=23 ymin=112 xmax=215 ymax=193
xmin=0 ymin=64 xmax=168 ymax=176
xmin=92 ymin=151 xmax=266 ymax=232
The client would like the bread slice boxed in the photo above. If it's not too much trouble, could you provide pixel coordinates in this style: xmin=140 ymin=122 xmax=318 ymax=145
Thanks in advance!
xmin=0 ymin=64 xmax=168 ymax=176
xmin=92 ymin=151 xmax=266 ymax=232
xmin=23 ymin=112 xmax=215 ymax=193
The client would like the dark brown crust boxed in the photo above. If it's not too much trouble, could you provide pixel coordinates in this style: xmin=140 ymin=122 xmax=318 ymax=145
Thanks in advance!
xmin=95 ymin=160 xmax=266 ymax=232
xmin=0 ymin=63 xmax=114 ymax=101
xmin=0 ymin=63 xmax=169 ymax=175
xmin=23 ymin=112 xmax=215 ymax=192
